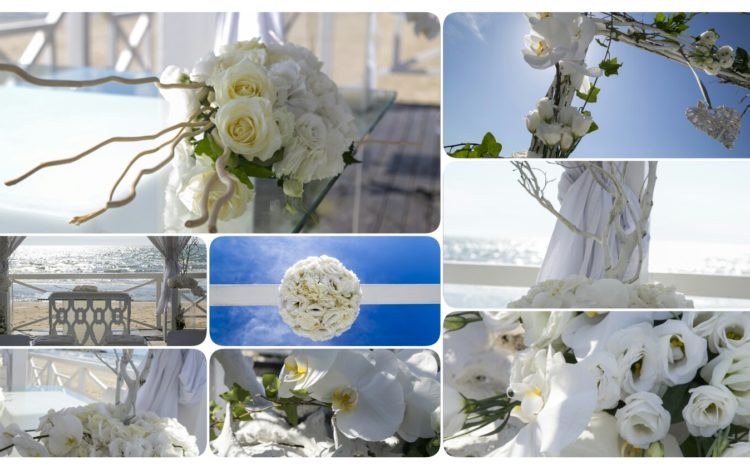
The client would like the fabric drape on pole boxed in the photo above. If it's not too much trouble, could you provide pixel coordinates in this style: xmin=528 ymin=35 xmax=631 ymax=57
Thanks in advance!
xmin=0 ymin=236 xmax=25 ymax=334
xmin=536 ymin=163 xmax=648 ymax=282
xmin=148 ymin=236 xmax=190 ymax=331
xmin=136 ymin=350 xmax=207 ymax=453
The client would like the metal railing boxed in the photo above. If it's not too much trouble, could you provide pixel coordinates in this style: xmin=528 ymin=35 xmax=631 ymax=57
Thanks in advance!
xmin=444 ymin=261 xmax=750 ymax=300
xmin=8 ymin=272 xmax=206 ymax=334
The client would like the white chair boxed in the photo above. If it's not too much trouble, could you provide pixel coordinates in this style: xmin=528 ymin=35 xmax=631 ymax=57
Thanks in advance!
xmin=44 ymin=292 xmax=134 ymax=345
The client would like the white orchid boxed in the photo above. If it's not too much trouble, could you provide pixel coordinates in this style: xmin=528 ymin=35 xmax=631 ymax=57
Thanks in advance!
xmin=443 ymin=385 xmax=467 ymax=438
xmin=46 ymin=414 xmax=84 ymax=456
xmin=654 ymin=319 xmax=708 ymax=386
xmin=12 ymin=434 xmax=50 ymax=457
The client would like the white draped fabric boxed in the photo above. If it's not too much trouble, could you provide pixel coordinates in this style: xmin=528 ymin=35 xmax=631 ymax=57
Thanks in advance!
xmin=136 ymin=350 xmax=207 ymax=453
xmin=215 ymin=12 xmax=285 ymax=53
xmin=537 ymin=163 xmax=648 ymax=282
xmin=148 ymin=236 xmax=191 ymax=330
xmin=0 ymin=236 xmax=25 ymax=333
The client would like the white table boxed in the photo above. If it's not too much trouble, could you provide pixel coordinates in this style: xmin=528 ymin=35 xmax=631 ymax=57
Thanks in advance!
xmin=0 ymin=85 xmax=168 ymax=233
xmin=0 ymin=390 xmax=89 ymax=430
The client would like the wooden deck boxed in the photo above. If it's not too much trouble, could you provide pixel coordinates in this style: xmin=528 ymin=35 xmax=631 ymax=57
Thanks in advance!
xmin=308 ymin=104 xmax=441 ymax=233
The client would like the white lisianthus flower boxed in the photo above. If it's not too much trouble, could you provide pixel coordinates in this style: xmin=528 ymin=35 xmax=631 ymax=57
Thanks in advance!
xmin=571 ymin=112 xmax=593 ymax=137
xmin=214 ymin=96 xmax=281 ymax=161
xmin=268 ymin=59 xmax=302 ymax=103
xmin=278 ymin=255 xmax=362 ymax=341
xmin=212 ymin=59 xmax=275 ymax=107
xmin=698 ymin=30 xmax=718 ymax=47
xmin=536 ymin=97 xmax=555 ymax=121
xmin=46 ymin=414 xmax=84 ymax=456
xmin=562 ymin=312 xmax=657 ymax=359
xmin=607 ymin=323 xmax=662 ymax=395
xmin=683 ymin=385 xmax=738 ymax=437
xmin=520 ymin=311 xmax=574 ymax=348
xmin=682 ymin=311 xmax=720 ymax=338
xmin=536 ymin=123 xmax=563 ymax=146
xmin=443 ymin=385 xmax=467 ymax=438
xmin=654 ymin=319 xmax=708 ymax=386
xmin=176 ymin=155 xmax=254 ymax=222
xmin=575 ymin=278 xmax=630 ymax=308
xmin=615 ymin=392 xmax=671 ymax=449
xmin=525 ymin=109 xmax=541 ymax=132
xmin=701 ymin=344 xmax=750 ymax=418
xmin=581 ymin=351 xmax=621 ymax=410
xmin=709 ymin=312 xmax=750 ymax=353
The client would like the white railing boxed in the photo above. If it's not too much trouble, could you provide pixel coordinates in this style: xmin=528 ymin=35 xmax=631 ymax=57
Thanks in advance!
xmin=0 ymin=12 xmax=63 ymax=67
xmin=27 ymin=351 xmax=115 ymax=402
xmin=444 ymin=261 xmax=750 ymax=300
xmin=8 ymin=272 xmax=207 ymax=334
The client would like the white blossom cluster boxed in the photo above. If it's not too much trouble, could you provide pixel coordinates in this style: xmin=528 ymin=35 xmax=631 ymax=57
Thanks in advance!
xmin=507 ymin=275 xmax=694 ymax=309
xmin=526 ymin=97 xmax=593 ymax=151
xmin=689 ymin=30 xmax=736 ymax=75
xmin=164 ymin=38 xmax=359 ymax=224
xmin=278 ymin=255 xmax=362 ymax=341
xmin=212 ymin=350 xmax=440 ymax=456
xmin=0 ymin=403 xmax=198 ymax=457
xmin=444 ymin=311 xmax=750 ymax=457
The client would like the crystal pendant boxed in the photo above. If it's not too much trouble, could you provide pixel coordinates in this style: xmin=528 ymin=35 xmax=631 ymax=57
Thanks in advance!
xmin=685 ymin=100 xmax=741 ymax=150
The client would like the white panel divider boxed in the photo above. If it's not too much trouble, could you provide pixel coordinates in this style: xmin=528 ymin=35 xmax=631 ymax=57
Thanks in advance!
xmin=210 ymin=284 xmax=441 ymax=306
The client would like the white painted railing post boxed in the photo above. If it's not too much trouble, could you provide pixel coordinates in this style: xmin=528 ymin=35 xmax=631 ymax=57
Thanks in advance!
xmin=9 ymin=349 xmax=28 ymax=391
xmin=66 ymin=13 xmax=89 ymax=67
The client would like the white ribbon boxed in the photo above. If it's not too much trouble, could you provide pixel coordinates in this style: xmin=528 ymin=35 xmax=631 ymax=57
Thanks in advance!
xmin=210 ymin=284 xmax=441 ymax=306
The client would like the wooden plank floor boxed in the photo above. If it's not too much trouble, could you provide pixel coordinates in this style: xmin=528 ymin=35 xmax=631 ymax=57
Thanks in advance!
xmin=308 ymin=104 xmax=441 ymax=233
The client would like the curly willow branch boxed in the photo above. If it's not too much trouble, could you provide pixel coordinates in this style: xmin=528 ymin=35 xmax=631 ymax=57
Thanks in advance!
xmin=207 ymin=147 xmax=236 ymax=233
xmin=184 ymin=172 xmax=220 ymax=229
xmin=0 ymin=63 xmax=205 ymax=90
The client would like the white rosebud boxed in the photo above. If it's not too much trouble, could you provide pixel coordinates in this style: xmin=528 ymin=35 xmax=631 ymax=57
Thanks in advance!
xmin=698 ymin=30 xmax=718 ymax=47
xmin=536 ymin=122 xmax=563 ymax=146
xmin=557 ymin=106 xmax=579 ymax=126
xmin=682 ymin=385 xmax=738 ymax=437
xmin=560 ymin=129 xmax=574 ymax=150
xmin=701 ymin=344 xmax=750 ymax=418
xmin=654 ymin=319 xmax=708 ymax=386
xmin=214 ymin=96 xmax=281 ymax=161
xmin=443 ymin=385 xmax=467 ymax=437
xmin=615 ymin=392 xmax=671 ymax=449
xmin=525 ymin=109 xmax=541 ymax=133
xmin=536 ymin=97 xmax=555 ymax=121
xmin=717 ymin=45 xmax=735 ymax=60
xmin=212 ymin=58 xmax=276 ymax=107
xmin=571 ymin=113 xmax=593 ymax=137
xmin=704 ymin=61 xmax=722 ymax=75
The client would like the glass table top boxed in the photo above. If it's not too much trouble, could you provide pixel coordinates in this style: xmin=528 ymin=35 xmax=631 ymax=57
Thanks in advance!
xmin=0 ymin=65 xmax=396 ymax=233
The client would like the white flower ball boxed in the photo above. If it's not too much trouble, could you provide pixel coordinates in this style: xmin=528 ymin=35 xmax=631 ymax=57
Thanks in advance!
xmin=278 ymin=255 xmax=362 ymax=341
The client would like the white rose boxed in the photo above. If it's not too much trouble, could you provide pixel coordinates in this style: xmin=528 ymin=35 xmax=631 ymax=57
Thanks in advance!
xmin=683 ymin=385 xmax=737 ymax=437
xmin=709 ymin=313 xmax=750 ymax=353
xmin=177 ymin=155 xmax=253 ymax=221
xmin=536 ymin=122 xmax=563 ymax=146
xmin=654 ymin=319 xmax=708 ymax=386
xmin=607 ymin=323 xmax=662 ymax=395
xmin=536 ymin=97 xmax=555 ymax=120
xmin=214 ymin=96 xmax=281 ymax=161
xmin=159 ymin=65 xmax=201 ymax=123
xmin=443 ymin=385 xmax=467 ymax=437
xmin=571 ymin=113 xmax=593 ymax=137
xmin=295 ymin=112 xmax=328 ymax=150
xmin=615 ymin=392 xmax=670 ymax=449
xmin=581 ymin=351 xmax=621 ymax=410
xmin=190 ymin=52 xmax=219 ymax=83
xmin=701 ymin=344 xmax=750 ymax=417
xmin=212 ymin=58 xmax=275 ymax=107
xmin=525 ymin=109 xmax=541 ymax=132
xmin=698 ymin=30 xmax=718 ymax=47
xmin=520 ymin=311 xmax=574 ymax=348
xmin=575 ymin=278 xmax=630 ymax=308
xmin=217 ymin=39 xmax=267 ymax=72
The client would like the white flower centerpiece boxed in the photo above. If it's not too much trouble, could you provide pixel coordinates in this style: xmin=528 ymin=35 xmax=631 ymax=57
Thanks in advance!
xmin=444 ymin=311 xmax=750 ymax=457
xmin=278 ymin=255 xmax=362 ymax=341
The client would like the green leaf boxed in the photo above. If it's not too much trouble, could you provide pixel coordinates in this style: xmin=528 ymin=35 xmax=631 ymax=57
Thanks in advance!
xmin=228 ymin=168 xmax=255 ymax=192
xmin=262 ymin=373 xmax=280 ymax=400
xmin=733 ymin=47 xmax=749 ymax=74
xmin=232 ymin=402 xmax=253 ymax=421
xmin=654 ymin=12 xmax=666 ymax=23
xmin=661 ymin=381 xmax=697 ymax=424
xmin=443 ymin=314 xmax=467 ymax=332
xmin=342 ymin=142 xmax=361 ymax=165
xmin=194 ymin=133 xmax=223 ymax=160
xmin=220 ymin=382 xmax=252 ymax=404
xmin=576 ymin=85 xmax=600 ymax=104
xmin=289 ymin=388 xmax=310 ymax=398
xmin=680 ymin=436 xmax=699 ymax=457
xmin=281 ymin=403 xmax=299 ymax=426
xmin=479 ymin=132 xmax=502 ymax=157
xmin=587 ymin=121 xmax=599 ymax=134
xmin=598 ymin=57 xmax=623 ymax=77
xmin=237 ymin=158 xmax=275 ymax=178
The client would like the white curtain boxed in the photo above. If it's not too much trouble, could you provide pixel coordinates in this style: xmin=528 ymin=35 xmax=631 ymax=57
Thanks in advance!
xmin=148 ymin=236 xmax=191 ymax=330
xmin=537 ymin=163 xmax=648 ymax=282
xmin=136 ymin=350 xmax=207 ymax=453
xmin=0 ymin=237 xmax=25 ymax=334
xmin=215 ymin=12 xmax=285 ymax=53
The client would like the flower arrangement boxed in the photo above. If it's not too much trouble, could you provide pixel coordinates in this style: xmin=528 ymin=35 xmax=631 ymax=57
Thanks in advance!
xmin=210 ymin=350 xmax=440 ymax=457
xmin=0 ymin=403 xmax=198 ymax=457
xmin=444 ymin=311 xmax=750 ymax=457
xmin=507 ymin=275 xmax=694 ymax=309
xmin=278 ymin=255 xmax=362 ymax=341
xmin=1 ymin=38 xmax=360 ymax=233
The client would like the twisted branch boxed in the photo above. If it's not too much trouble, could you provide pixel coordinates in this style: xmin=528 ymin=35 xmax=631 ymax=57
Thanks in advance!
xmin=184 ymin=172 xmax=220 ymax=229
xmin=208 ymin=147 xmax=236 ymax=233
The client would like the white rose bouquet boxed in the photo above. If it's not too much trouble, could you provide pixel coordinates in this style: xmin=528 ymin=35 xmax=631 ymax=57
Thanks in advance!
xmin=443 ymin=311 xmax=750 ymax=457
xmin=163 ymin=39 xmax=360 ymax=232
xmin=0 ymin=403 xmax=198 ymax=457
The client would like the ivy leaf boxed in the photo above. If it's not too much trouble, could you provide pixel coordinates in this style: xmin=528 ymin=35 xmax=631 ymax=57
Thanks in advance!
xmin=449 ymin=144 xmax=472 ymax=158
xmin=342 ymin=143 xmax=361 ymax=165
xmin=733 ymin=47 xmax=749 ymax=74
xmin=599 ymin=57 xmax=623 ymax=77
xmin=232 ymin=402 xmax=253 ymax=421
xmin=479 ymin=132 xmax=502 ymax=157
xmin=587 ymin=121 xmax=599 ymax=134
xmin=281 ymin=403 xmax=299 ymax=426
xmin=237 ymin=158 xmax=275 ymax=179
xmin=228 ymin=168 xmax=255 ymax=192
xmin=220 ymin=382 xmax=252 ymax=404
xmin=194 ymin=133 xmax=223 ymax=160
xmin=576 ymin=85 xmax=600 ymax=104
xmin=262 ymin=373 xmax=280 ymax=400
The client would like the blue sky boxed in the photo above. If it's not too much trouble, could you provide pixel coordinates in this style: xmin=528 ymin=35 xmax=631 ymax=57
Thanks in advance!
xmin=210 ymin=236 xmax=440 ymax=346
xmin=444 ymin=13 xmax=750 ymax=157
